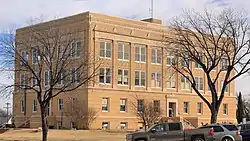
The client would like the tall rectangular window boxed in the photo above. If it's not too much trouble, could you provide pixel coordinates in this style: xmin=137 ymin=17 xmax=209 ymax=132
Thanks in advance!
xmin=195 ymin=56 xmax=203 ymax=68
xmin=20 ymin=99 xmax=25 ymax=113
xmin=223 ymin=103 xmax=228 ymax=115
xmin=100 ymin=41 xmax=112 ymax=58
xmin=166 ymin=52 xmax=176 ymax=66
xmin=135 ymin=71 xmax=146 ymax=86
xmin=118 ymin=43 xmax=130 ymax=60
xmin=44 ymin=71 xmax=51 ymax=86
xmin=151 ymin=48 xmax=162 ymax=64
xmin=20 ymin=73 xmax=26 ymax=88
xmin=120 ymin=122 xmax=128 ymax=130
xmin=151 ymin=72 xmax=161 ymax=88
xmin=71 ymin=41 xmax=81 ymax=58
xmin=102 ymin=98 xmax=109 ymax=112
xmin=32 ymin=47 xmax=39 ymax=64
xmin=197 ymin=102 xmax=203 ymax=114
xmin=21 ymin=51 xmax=28 ymax=65
xmin=135 ymin=45 xmax=146 ymax=62
xmin=181 ymin=76 xmax=191 ymax=90
xmin=33 ymin=100 xmax=38 ymax=112
xmin=58 ymin=99 xmax=63 ymax=111
xmin=137 ymin=99 xmax=144 ymax=112
xmin=32 ymin=72 xmax=39 ymax=87
xmin=220 ymin=58 xmax=228 ymax=71
xmin=183 ymin=102 xmax=189 ymax=114
xmin=120 ymin=99 xmax=127 ymax=112
xmin=195 ymin=77 xmax=204 ymax=91
xmin=99 ymin=68 xmax=111 ymax=84
xmin=58 ymin=70 xmax=65 ymax=85
xmin=153 ymin=100 xmax=160 ymax=112
xmin=70 ymin=68 xmax=80 ymax=83
xmin=221 ymin=80 xmax=229 ymax=92
xmin=166 ymin=73 xmax=176 ymax=89
xmin=118 ymin=69 xmax=129 ymax=85
xmin=181 ymin=54 xmax=190 ymax=68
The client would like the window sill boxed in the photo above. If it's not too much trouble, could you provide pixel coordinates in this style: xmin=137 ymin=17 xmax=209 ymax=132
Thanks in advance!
xmin=99 ymin=57 xmax=111 ymax=60
xmin=32 ymin=111 xmax=37 ymax=113
xmin=183 ymin=113 xmax=189 ymax=115
xmin=135 ymin=61 xmax=146 ymax=64
xmin=117 ymin=84 xmax=129 ymax=87
xmin=152 ymin=87 xmax=161 ymax=89
xmin=166 ymin=88 xmax=176 ymax=89
xmin=197 ymin=113 xmax=202 ymax=115
xmin=102 ymin=111 xmax=109 ymax=113
xmin=99 ymin=83 xmax=112 ymax=85
xmin=151 ymin=63 xmax=162 ymax=65
xmin=118 ymin=59 xmax=129 ymax=62
xmin=223 ymin=114 xmax=228 ymax=116
xmin=120 ymin=111 xmax=126 ymax=113
xmin=134 ymin=86 xmax=146 ymax=88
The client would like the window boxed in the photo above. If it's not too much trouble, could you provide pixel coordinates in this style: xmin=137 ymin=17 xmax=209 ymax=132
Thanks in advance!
xmin=221 ymin=58 xmax=228 ymax=71
xmin=120 ymin=122 xmax=128 ymax=130
xmin=183 ymin=102 xmax=189 ymax=114
xmin=135 ymin=45 xmax=146 ymax=62
xmin=135 ymin=71 xmax=146 ymax=86
xmin=70 ymin=68 xmax=80 ymax=83
xmin=151 ymin=72 xmax=161 ymax=88
xmin=20 ymin=99 xmax=25 ymax=113
xmin=32 ymin=100 xmax=37 ymax=112
xmin=32 ymin=72 xmax=39 ymax=87
xmin=71 ymin=41 xmax=81 ymax=58
xmin=44 ymin=71 xmax=51 ymax=86
xmin=166 ymin=52 xmax=176 ymax=66
xmin=181 ymin=54 xmax=190 ymax=68
xmin=181 ymin=76 xmax=191 ymax=90
xmin=20 ymin=51 xmax=28 ymax=65
xmin=153 ymin=100 xmax=160 ymax=112
xmin=166 ymin=73 xmax=176 ymax=89
xmin=221 ymin=80 xmax=229 ymax=92
xmin=195 ymin=77 xmax=204 ymax=91
xmin=195 ymin=56 xmax=203 ymax=68
xmin=118 ymin=43 xmax=130 ymax=60
xmin=208 ymin=58 xmax=216 ymax=71
xmin=169 ymin=123 xmax=181 ymax=131
xmin=197 ymin=102 xmax=203 ymax=114
xmin=47 ymin=100 xmax=51 ymax=116
xmin=137 ymin=99 xmax=144 ymax=112
xmin=32 ymin=47 xmax=39 ymax=64
xmin=100 ymin=41 xmax=112 ymax=58
xmin=152 ymin=124 xmax=165 ymax=132
xmin=151 ymin=48 xmax=162 ymax=64
xmin=58 ymin=70 xmax=65 ymax=85
xmin=120 ymin=99 xmax=127 ymax=112
xmin=99 ymin=68 xmax=111 ymax=84
xmin=102 ymin=98 xmax=109 ymax=112
xmin=20 ymin=73 xmax=26 ymax=88
xmin=102 ymin=122 xmax=110 ymax=130
xmin=223 ymin=103 xmax=228 ymax=115
xmin=58 ymin=99 xmax=63 ymax=111
xmin=118 ymin=69 xmax=129 ymax=85
xmin=44 ymin=46 xmax=51 ymax=58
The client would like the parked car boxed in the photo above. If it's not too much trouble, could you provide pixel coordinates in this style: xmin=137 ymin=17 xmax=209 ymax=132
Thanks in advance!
xmin=237 ymin=123 xmax=250 ymax=141
xmin=126 ymin=122 xmax=215 ymax=141
xmin=199 ymin=123 xmax=242 ymax=141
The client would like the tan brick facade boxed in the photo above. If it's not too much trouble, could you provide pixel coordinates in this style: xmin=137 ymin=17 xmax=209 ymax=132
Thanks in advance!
xmin=13 ymin=11 xmax=237 ymax=130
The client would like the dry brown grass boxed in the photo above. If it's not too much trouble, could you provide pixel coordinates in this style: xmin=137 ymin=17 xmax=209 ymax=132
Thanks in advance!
xmin=0 ymin=129 xmax=128 ymax=141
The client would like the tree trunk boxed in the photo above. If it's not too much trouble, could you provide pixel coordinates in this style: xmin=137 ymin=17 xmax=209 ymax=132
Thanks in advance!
xmin=41 ymin=107 xmax=48 ymax=141
xmin=210 ymin=109 xmax=218 ymax=124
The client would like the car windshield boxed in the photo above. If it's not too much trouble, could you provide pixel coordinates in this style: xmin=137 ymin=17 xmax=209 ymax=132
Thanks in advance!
xmin=222 ymin=125 xmax=238 ymax=131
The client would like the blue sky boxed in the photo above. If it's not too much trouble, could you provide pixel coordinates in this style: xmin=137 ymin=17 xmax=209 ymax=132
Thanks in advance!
xmin=1 ymin=0 xmax=250 ymax=109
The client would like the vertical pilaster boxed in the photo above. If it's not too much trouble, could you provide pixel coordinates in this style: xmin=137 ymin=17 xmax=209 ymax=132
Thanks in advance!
xmin=112 ymin=40 xmax=117 ymax=88
xmin=130 ymin=43 xmax=135 ymax=90
xmin=146 ymin=45 xmax=151 ymax=91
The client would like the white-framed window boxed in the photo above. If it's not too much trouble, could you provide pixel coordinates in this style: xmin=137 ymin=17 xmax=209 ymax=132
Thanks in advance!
xmin=118 ymin=69 xmax=129 ymax=85
xmin=151 ymin=48 xmax=162 ymax=64
xmin=70 ymin=68 xmax=80 ymax=84
xmin=32 ymin=100 xmax=38 ymax=112
xmin=99 ymin=68 xmax=111 ymax=84
xmin=223 ymin=103 xmax=228 ymax=115
xmin=181 ymin=76 xmax=191 ymax=90
xmin=195 ymin=56 xmax=203 ymax=69
xmin=151 ymin=72 xmax=161 ymax=88
xmin=20 ymin=99 xmax=25 ymax=113
xmin=32 ymin=72 xmax=39 ymax=87
xmin=153 ymin=100 xmax=160 ymax=112
xmin=197 ymin=102 xmax=203 ymax=114
xmin=137 ymin=99 xmax=144 ymax=112
xmin=118 ymin=42 xmax=130 ymax=61
xmin=58 ymin=98 xmax=64 ymax=111
xmin=135 ymin=71 xmax=146 ymax=86
xmin=32 ymin=47 xmax=39 ymax=64
xmin=181 ymin=54 xmax=190 ymax=68
xmin=20 ymin=73 xmax=26 ymax=88
xmin=166 ymin=73 xmax=176 ymax=89
xmin=220 ymin=58 xmax=228 ymax=71
xmin=120 ymin=122 xmax=128 ymax=130
xmin=120 ymin=99 xmax=127 ymax=112
xmin=183 ymin=102 xmax=189 ymax=114
xmin=195 ymin=77 xmax=204 ymax=91
xmin=102 ymin=98 xmax=109 ymax=112
xmin=44 ymin=71 xmax=51 ymax=86
xmin=100 ymin=41 xmax=112 ymax=58
xmin=221 ymin=80 xmax=229 ymax=92
xmin=57 ymin=70 xmax=65 ymax=85
xmin=135 ymin=45 xmax=146 ymax=63
xmin=71 ymin=41 xmax=81 ymax=58
xmin=102 ymin=122 xmax=110 ymax=130
xmin=166 ymin=52 xmax=176 ymax=66
xmin=20 ymin=51 xmax=28 ymax=65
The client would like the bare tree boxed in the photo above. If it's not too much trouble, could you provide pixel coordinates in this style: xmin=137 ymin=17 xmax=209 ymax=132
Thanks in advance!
xmin=64 ymin=98 xmax=97 ymax=129
xmin=165 ymin=8 xmax=250 ymax=123
xmin=0 ymin=23 xmax=100 ymax=141
xmin=130 ymin=96 xmax=162 ymax=131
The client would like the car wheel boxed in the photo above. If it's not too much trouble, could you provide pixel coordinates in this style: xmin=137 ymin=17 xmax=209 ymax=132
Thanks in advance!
xmin=193 ymin=137 xmax=205 ymax=141
xmin=222 ymin=137 xmax=233 ymax=141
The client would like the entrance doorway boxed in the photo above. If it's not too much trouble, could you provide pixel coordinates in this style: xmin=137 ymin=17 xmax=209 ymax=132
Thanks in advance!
xmin=168 ymin=102 xmax=176 ymax=117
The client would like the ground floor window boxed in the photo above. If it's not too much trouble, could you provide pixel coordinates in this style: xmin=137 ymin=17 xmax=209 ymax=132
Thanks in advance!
xmin=102 ymin=122 xmax=110 ymax=130
xmin=120 ymin=122 xmax=127 ymax=130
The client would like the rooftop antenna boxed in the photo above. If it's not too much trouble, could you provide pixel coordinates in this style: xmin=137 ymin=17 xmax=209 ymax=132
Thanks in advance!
xmin=149 ymin=0 xmax=154 ymax=18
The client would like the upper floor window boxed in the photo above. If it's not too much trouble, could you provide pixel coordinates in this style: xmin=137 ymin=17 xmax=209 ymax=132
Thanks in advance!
xmin=151 ymin=48 xmax=162 ymax=64
xmin=135 ymin=45 xmax=146 ymax=63
xmin=20 ymin=99 xmax=25 ymax=113
xmin=32 ymin=72 xmax=39 ymax=87
xmin=223 ymin=103 xmax=228 ymax=115
xmin=135 ymin=71 xmax=146 ymax=86
xmin=20 ymin=73 xmax=26 ymax=88
xmin=71 ymin=41 xmax=81 ymax=58
xmin=102 ymin=98 xmax=109 ymax=112
xmin=100 ymin=41 xmax=112 ymax=58
xmin=33 ymin=100 xmax=38 ymax=112
xmin=166 ymin=52 xmax=176 ymax=66
xmin=99 ymin=68 xmax=111 ymax=84
xmin=120 ymin=99 xmax=127 ymax=112
xmin=32 ymin=47 xmax=39 ymax=64
xmin=153 ymin=100 xmax=160 ymax=112
xmin=181 ymin=54 xmax=190 ymax=68
xmin=118 ymin=43 xmax=130 ymax=61
xmin=181 ymin=76 xmax=191 ymax=90
xmin=137 ymin=99 xmax=144 ymax=112
xmin=166 ymin=73 xmax=176 ymax=89
xmin=151 ymin=72 xmax=161 ymax=88
xmin=183 ymin=102 xmax=189 ymax=114
xmin=195 ymin=77 xmax=204 ymax=91
xmin=197 ymin=102 xmax=203 ymax=114
xmin=20 ymin=51 xmax=28 ymax=65
xmin=118 ymin=69 xmax=129 ymax=85
xmin=195 ymin=56 xmax=203 ymax=69
xmin=44 ymin=71 xmax=51 ymax=86
xmin=57 ymin=70 xmax=65 ymax=85
xmin=58 ymin=98 xmax=63 ymax=111
xmin=70 ymin=68 xmax=80 ymax=84
xmin=220 ymin=58 xmax=228 ymax=71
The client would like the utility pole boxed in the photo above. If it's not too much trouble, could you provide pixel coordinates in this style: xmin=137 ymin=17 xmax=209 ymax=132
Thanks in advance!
xmin=149 ymin=0 xmax=154 ymax=18
xmin=4 ymin=102 xmax=11 ymax=124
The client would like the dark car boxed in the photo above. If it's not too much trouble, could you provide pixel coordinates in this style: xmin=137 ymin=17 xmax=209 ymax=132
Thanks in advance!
xmin=238 ymin=123 xmax=250 ymax=141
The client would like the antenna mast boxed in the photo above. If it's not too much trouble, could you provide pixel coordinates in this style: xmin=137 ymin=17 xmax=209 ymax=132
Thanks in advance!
xmin=150 ymin=0 xmax=154 ymax=18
